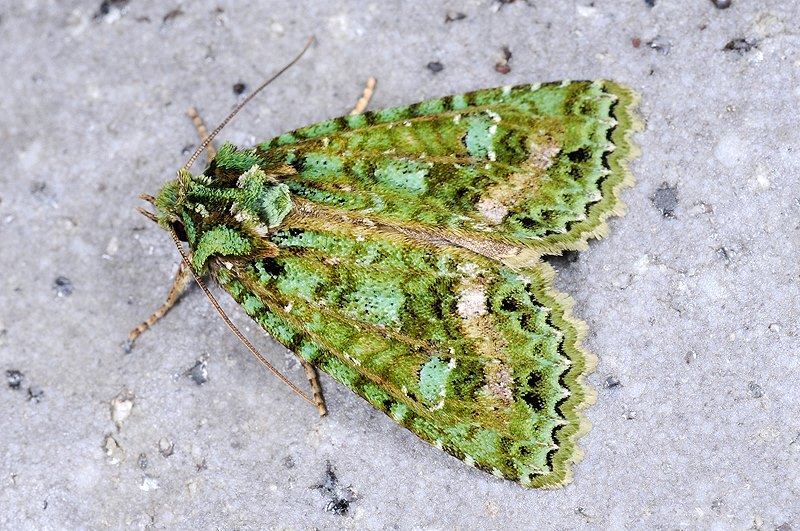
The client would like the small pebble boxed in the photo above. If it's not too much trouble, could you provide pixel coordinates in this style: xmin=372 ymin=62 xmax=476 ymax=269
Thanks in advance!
xmin=159 ymin=437 xmax=175 ymax=457
xmin=427 ymin=61 xmax=444 ymax=74
xmin=6 ymin=369 xmax=24 ymax=390
xmin=53 ymin=276 xmax=74 ymax=297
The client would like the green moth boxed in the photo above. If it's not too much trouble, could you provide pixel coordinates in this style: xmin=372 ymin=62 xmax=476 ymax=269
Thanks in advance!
xmin=137 ymin=80 xmax=639 ymax=488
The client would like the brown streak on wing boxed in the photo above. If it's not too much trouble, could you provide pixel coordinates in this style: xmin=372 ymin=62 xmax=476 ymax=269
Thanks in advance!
xmin=291 ymin=197 xmax=542 ymax=267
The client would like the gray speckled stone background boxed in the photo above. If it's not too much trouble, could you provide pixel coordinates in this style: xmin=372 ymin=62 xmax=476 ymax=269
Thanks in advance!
xmin=2 ymin=1 xmax=798 ymax=529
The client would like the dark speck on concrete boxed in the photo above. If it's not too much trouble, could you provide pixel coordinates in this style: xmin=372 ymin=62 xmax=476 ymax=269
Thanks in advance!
xmin=53 ymin=276 xmax=74 ymax=297
xmin=162 ymin=8 xmax=184 ymax=24
xmin=711 ymin=0 xmax=732 ymax=8
xmin=652 ymin=182 xmax=678 ymax=218
xmin=94 ymin=0 xmax=130 ymax=19
xmin=723 ymin=38 xmax=757 ymax=53
xmin=445 ymin=11 xmax=466 ymax=23
xmin=715 ymin=246 xmax=733 ymax=264
xmin=747 ymin=381 xmax=763 ymax=399
xmin=426 ymin=61 xmax=444 ymax=74
xmin=495 ymin=46 xmax=512 ymax=74
xmin=494 ymin=0 xmax=522 ymax=9
xmin=30 ymin=181 xmax=58 ymax=206
xmin=313 ymin=461 xmax=357 ymax=516
xmin=187 ymin=355 xmax=209 ymax=385
xmin=6 ymin=369 xmax=24 ymax=390
xmin=233 ymin=82 xmax=247 ymax=95
xmin=604 ymin=375 xmax=623 ymax=389
xmin=28 ymin=386 xmax=44 ymax=403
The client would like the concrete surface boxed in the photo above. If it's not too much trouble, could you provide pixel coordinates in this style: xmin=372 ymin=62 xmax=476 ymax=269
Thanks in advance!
xmin=1 ymin=0 xmax=798 ymax=529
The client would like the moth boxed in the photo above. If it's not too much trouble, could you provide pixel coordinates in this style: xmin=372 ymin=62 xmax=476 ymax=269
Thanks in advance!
xmin=131 ymin=51 xmax=639 ymax=488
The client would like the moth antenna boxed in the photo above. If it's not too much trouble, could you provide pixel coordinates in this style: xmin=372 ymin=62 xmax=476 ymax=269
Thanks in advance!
xmin=183 ymin=35 xmax=316 ymax=171
xmin=139 ymin=193 xmax=157 ymax=204
xmin=166 ymin=225 xmax=317 ymax=409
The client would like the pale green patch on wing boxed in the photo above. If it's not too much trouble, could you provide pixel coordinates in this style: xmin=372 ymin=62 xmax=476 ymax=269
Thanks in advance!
xmin=373 ymin=158 xmax=430 ymax=194
xmin=419 ymin=357 xmax=455 ymax=406
xmin=343 ymin=278 xmax=406 ymax=326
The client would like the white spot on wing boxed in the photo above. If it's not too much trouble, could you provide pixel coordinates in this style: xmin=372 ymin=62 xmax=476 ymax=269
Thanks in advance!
xmin=430 ymin=399 xmax=445 ymax=411
xmin=477 ymin=197 xmax=508 ymax=223
xmin=457 ymin=287 xmax=487 ymax=318
xmin=456 ymin=262 xmax=480 ymax=276
xmin=346 ymin=354 xmax=361 ymax=367
xmin=485 ymin=110 xmax=501 ymax=123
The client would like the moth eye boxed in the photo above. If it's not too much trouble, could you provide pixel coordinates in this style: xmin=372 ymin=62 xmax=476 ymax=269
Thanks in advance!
xmin=169 ymin=220 xmax=187 ymax=241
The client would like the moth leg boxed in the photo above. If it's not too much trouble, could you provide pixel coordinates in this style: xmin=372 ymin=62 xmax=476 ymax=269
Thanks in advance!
xmin=126 ymin=260 xmax=193 ymax=350
xmin=299 ymin=358 xmax=328 ymax=416
xmin=348 ymin=77 xmax=376 ymax=115
xmin=186 ymin=106 xmax=216 ymax=163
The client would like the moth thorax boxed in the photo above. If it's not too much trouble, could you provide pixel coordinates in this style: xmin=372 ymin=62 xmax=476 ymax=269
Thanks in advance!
xmin=235 ymin=165 xmax=293 ymax=229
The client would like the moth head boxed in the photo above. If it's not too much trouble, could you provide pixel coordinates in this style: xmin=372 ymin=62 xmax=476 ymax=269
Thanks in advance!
xmin=151 ymin=165 xmax=289 ymax=270
xmin=151 ymin=168 xmax=193 ymax=240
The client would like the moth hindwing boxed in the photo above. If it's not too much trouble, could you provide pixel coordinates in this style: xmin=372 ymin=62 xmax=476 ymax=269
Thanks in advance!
xmin=149 ymin=81 xmax=639 ymax=488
